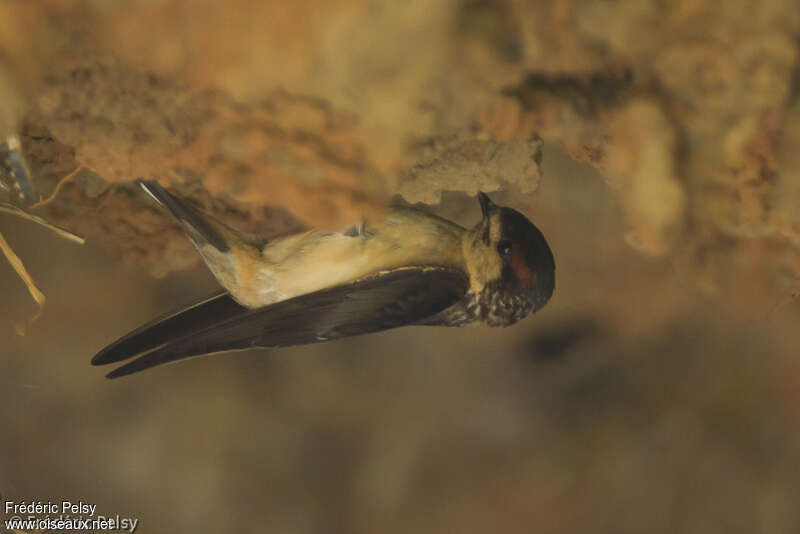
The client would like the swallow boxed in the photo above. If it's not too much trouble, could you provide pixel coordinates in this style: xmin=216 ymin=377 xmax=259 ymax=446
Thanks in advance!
xmin=92 ymin=180 xmax=555 ymax=378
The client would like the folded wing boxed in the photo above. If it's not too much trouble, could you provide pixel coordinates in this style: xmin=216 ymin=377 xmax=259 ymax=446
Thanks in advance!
xmin=91 ymin=291 xmax=248 ymax=366
xmin=95 ymin=267 xmax=468 ymax=379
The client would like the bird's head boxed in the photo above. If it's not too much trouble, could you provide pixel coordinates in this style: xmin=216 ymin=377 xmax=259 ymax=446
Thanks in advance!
xmin=462 ymin=192 xmax=555 ymax=326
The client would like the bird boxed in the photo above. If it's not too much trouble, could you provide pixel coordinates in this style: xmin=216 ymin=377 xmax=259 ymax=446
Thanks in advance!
xmin=92 ymin=180 xmax=555 ymax=378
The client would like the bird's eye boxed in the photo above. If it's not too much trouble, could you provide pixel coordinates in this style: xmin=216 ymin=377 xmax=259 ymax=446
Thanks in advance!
xmin=497 ymin=239 xmax=513 ymax=257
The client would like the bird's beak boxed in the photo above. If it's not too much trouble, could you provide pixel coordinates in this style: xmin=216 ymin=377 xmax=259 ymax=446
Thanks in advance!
xmin=477 ymin=191 xmax=497 ymax=218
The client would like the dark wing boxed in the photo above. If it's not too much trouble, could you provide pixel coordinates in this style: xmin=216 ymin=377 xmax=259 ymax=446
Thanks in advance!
xmin=98 ymin=267 xmax=469 ymax=379
xmin=91 ymin=290 xmax=248 ymax=366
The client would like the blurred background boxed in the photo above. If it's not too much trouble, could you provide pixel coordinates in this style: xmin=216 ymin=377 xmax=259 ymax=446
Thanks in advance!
xmin=2 ymin=1 xmax=800 ymax=533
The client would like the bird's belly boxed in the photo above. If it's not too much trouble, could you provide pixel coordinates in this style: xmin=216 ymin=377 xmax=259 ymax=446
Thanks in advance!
xmin=239 ymin=221 xmax=463 ymax=308
xmin=267 ymin=241 xmax=369 ymax=302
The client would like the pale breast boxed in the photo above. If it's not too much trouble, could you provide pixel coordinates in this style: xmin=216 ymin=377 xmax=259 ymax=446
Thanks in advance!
xmin=243 ymin=207 xmax=466 ymax=308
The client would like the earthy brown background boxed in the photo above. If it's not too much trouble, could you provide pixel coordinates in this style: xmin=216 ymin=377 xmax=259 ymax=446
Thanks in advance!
xmin=2 ymin=1 xmax=800 ymax=533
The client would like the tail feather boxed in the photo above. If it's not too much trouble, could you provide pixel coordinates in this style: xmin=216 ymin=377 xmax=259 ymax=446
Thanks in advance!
xmin=136 ymin=180 xmax=230 ymax=252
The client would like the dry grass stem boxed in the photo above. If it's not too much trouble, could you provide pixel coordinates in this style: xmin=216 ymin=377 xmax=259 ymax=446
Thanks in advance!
xmin=30 ymin=165 xmax=83 ymax=210
xmin=0 ymin=165 xmax=86 ymax=333
xmin=0 ymin=203 xmax=85 ymax=244
xmin=0 ymin=230 xmax=46 ymax=335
